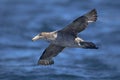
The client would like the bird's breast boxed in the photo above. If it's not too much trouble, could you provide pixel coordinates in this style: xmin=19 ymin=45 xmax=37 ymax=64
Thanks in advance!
xmin=50 ymin=32 xmax=80 ymax=47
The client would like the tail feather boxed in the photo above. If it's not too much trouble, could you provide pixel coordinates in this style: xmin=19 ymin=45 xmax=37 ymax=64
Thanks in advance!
xmin=80 ymin=42 xmax=98 ymax=49
xmin=85 ymin=9 xmax=97 ymax=23
xmin=37 ymin=59 xmax=54 ymax=65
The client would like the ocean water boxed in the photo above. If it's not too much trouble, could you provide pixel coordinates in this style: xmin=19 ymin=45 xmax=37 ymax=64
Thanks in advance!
xmin=0 ymin=0 xmax=120 ymax=80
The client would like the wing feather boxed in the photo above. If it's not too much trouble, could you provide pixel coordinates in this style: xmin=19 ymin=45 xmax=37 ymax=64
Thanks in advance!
xmin=38 ymin=44 xmax=64 ymax=65
xmin=60 ymin=9 xmax=97 ymax=35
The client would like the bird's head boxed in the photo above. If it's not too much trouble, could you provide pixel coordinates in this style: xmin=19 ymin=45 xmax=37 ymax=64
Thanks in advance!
xmin=32 ymin=32 xmax=49 ymax=41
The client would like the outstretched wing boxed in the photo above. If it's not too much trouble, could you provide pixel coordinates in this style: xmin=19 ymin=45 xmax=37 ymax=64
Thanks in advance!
xmin=60 ymin=9 xmax=97 ymax=35
xmin=38 ymin=44 xmax=65 ymax=65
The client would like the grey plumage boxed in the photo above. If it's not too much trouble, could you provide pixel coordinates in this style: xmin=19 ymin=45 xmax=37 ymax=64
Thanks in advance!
xmin=32 ymin=9 xmax=98 ymax=65
xmin=61 ymin=9 xmax=97 ymax=36
xmin=38 ymin=44 xmax=64 ymax=65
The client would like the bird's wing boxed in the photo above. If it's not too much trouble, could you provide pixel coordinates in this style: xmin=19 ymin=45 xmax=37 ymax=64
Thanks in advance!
xmin=38 ymin=44 xmax=65 ymax=65
xmin=60 ymin=9 xmax=97 ymax=36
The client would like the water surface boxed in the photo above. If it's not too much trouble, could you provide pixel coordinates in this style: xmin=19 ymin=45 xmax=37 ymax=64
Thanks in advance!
xmin=0 ymin=0 xmax=120 ymax=80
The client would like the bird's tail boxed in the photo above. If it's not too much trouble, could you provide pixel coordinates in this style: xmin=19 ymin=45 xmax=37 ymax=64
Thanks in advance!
xmin=80 ymin=42 xmax=98 ymax=49
xmin=85 ymin=9 xmax=97 ymax=23
xmin=37 ymin=59 xmax=54 ymax=65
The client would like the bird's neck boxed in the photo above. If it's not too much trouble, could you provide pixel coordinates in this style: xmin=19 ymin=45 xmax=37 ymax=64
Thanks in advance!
xmin=43 ymin=32 xmax=57 ymax=40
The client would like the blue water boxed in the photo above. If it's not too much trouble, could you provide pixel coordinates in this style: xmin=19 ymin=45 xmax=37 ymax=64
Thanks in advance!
xmin=0 ymin=0 xmax=120 ymax=80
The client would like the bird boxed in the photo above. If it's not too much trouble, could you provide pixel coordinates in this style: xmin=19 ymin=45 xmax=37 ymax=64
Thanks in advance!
xmin=32 ymin=9 xmax=98 ymax=65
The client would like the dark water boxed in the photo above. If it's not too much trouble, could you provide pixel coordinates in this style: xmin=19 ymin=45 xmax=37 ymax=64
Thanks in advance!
xmin=0 ymin=0 xmax=120 ymax=80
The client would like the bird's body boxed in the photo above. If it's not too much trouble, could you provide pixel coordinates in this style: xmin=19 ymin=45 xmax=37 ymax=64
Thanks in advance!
xmin=44 ymin=31 xmax=81 ymax=47
xmin=32 ymin=9 xmax=98 ymax=65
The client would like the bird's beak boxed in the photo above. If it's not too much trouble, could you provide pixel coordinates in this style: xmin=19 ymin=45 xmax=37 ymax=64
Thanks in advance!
xmin=32 ymin=35 xmax=44 ymax=41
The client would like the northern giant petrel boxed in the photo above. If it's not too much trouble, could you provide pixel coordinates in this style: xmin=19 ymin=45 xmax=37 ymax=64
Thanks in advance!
xmin=32 ymin=9 xmax=98 ymax=65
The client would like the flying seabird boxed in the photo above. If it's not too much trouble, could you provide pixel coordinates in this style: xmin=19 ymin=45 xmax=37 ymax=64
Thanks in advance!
xmin=32 ymin=9 xmax=98 ymax=65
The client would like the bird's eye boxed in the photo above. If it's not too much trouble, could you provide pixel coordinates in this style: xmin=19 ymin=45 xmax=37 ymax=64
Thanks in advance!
xmin=39 ymin=33 xmax=42 ymax=36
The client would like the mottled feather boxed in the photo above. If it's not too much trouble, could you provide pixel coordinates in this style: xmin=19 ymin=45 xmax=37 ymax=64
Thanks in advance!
xmin=61 ymin=9 xmax=97 ymax=36
xmin=32 ymin=9 xmax=98 ymax=65
xmin=38 ymin=44 xmax=64 ymax=65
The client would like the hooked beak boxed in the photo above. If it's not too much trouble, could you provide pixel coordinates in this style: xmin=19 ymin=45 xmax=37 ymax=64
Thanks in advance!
xmin=32 ymin=35 xmax=43 ymax=41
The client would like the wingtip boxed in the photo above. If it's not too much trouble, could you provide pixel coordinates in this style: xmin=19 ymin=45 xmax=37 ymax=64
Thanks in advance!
xmin=85 ymin=8 xmax=97 ymax=22
xmin=81 ymin=42 xmax=99 ymax=49
xmin=91 ymin=8 xmax=97 ymax=12
xmin=93 ymin=46 xmax=99 ymax=49
xmin=91 ymin=8 xmax=97 ymax=16
xmin=37 ymin=59 xmax=54 ymax=65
